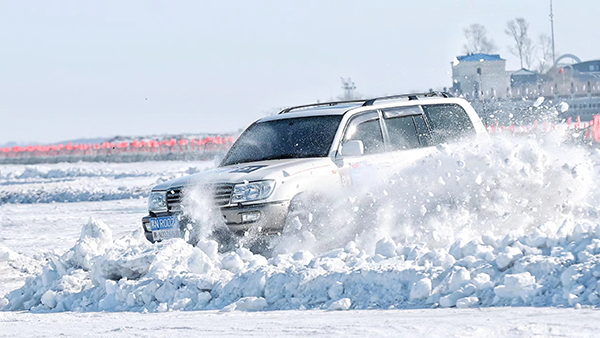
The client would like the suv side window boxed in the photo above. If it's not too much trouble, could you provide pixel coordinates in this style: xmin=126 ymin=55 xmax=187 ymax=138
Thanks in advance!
xmin=382 ymin=106 xmax=431 ymax=150
xmin=422 ymin=104 xmax=475 ymax=143
xmin=344 ymin=111 xmax=384 ymax=154
xmin=413 ymin=114 xmax=432 ymax=146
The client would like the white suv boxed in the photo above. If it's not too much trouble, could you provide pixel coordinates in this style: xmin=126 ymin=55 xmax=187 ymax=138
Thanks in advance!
xmin=142 ymin=92 xmax=487 ymax=243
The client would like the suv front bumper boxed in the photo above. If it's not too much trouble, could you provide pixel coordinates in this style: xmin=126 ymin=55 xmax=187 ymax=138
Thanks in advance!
xmin=142 ymin=200 xmax=290 ymax=242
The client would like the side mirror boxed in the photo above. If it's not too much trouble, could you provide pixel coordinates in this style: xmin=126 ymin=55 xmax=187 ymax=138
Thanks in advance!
xmin=340 ymin=140 xmax=364 ymax=157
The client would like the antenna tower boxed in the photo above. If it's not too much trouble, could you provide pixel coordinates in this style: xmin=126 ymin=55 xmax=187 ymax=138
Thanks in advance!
xmin=550 ymin=0 xmax=556 ymax=64
xmin=341 ymin=77 xmax=357 ymax=100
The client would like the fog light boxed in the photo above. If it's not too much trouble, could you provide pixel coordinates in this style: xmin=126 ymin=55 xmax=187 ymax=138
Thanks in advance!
xmin=143 ymin=222 xmax=152 ymax=232
xmin=241 ymin=211 xmax=261 ymax=223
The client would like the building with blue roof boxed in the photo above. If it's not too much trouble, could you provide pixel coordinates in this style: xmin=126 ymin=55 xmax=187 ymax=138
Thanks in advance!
xmin=456 ymin=54 xmax=505 ymax=62
xmin=451 ymin=53 xmax=511 ymax=100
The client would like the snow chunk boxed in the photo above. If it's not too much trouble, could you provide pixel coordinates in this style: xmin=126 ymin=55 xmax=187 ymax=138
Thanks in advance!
xmin=450 ymin=268 xmax=471 ymax=292
xmin=292 ymin=250 xmax=314 ymax=265
xmin=328 ymin=298 xmax=352 ymax=311
xmin=375 ymin=237 xmax=397 ymax=258
xmin=533 ymin=96 xmax=545 ymax=107
xmin=495 ymin=246 xmax=523 ymax=270
xmin=234 ymin=297 xmax=268 ymax=311
xmin=0 ymin=245 xmax=20 ymax=261
xmin=494 ymin=272 xmax=538 ymax=301
xmin=410 ymin=278 xmax=432 ymax=300
xmin=456 ymin=296 xmax=479 ymax=308
xmin=222 ymin=253 xmax=244 ymax=271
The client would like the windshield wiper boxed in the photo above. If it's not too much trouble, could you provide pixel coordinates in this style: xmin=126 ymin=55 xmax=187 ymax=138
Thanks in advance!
xmin=226 ymin=153 xmax=319 ymax=166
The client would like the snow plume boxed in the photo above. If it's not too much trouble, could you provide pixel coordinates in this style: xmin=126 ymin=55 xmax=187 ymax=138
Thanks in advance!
xmin=181 ymin=182 xmax=230 ymax=246
xmin=274 ymin=132 xmax=594 ymax=255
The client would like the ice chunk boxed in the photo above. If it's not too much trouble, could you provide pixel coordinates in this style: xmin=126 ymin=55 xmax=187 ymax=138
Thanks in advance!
xmin=440 ymin=291 xmax=465 ymax=308
xmin=410 ymin=278 xmax=432 ymax=300
xmin=494 ymin=272 xmax=537 ymax=301
xmin=222 ymin=253 xmax=244 ymax=271
xmin=234 ymin=297 xmax=267 ymax=311
xmin=533 ymin=97 xmax=545 ymax=107
xmin=375 ymin=237 xmax=397 ymax=258
xmin=495 ymin=246 xmax=523 ymax=270
xmin=559 ymin=102 xmax=569 ymax=113
xmin=456 ymin=296 xmax=478 ymax=308
xmin=292 ymin=250 xmax=314 ymax=264
xmin=196 ymin=239 xmax=218 ymax=260
xmin=450 ymin=268 xmax=471 ymax=292
xmin=328 ymin=298 xmax=351 ymax=311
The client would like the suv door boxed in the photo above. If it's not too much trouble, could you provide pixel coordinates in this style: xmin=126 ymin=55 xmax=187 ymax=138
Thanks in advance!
xmin=337 ymin=111 xmax=394 ymax=187
xmin=381 ymin=105 xmax=438 ymax=168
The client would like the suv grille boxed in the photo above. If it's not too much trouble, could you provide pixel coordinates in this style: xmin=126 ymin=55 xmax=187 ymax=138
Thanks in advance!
xmin=166 ymin=189 xmax=182 ymax=212
xmin=214 ymin=184 xmax=234 ymax=206
xmin=166 ymin=184 xmax=234 ymax=212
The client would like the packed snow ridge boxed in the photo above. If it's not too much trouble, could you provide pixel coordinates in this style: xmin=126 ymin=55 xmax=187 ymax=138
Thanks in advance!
xmin=3 ymin=133 xmax=600 ymax=312
xmin=0 ymin=161 xmax=214 ymax=204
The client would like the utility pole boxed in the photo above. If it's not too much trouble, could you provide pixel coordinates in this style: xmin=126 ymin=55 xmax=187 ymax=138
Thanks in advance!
xmin=550 ymin=0 xmax=556 ymax=64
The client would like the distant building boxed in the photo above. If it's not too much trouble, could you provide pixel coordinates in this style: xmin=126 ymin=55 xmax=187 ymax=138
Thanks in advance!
xmin=451 ymin=53 xmax=511 ymax=100
xmin=571 ymin=59 xmax=600 ymax=75
xmin=543 ymin=58 xmax=600 ymax=98
xmin=450 ymin=53 xmax=600 ymax=103
xmin=510 ymin=68 xmax=539 ymax=96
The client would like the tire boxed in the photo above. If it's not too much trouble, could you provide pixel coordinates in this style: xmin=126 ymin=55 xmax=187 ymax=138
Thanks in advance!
xmin=283 ymin=194 xmax=314 ymax=234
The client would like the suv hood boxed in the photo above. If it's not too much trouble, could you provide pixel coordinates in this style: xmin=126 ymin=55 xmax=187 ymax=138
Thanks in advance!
xmin=151 ymin=158 xmax=334 ymax=191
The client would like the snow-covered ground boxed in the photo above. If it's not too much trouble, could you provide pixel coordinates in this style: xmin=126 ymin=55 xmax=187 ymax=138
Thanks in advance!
xmin=3 ymin=307 xmax=600 ymax=337
xmin=3 ymin=134 xmax=600 ymax=337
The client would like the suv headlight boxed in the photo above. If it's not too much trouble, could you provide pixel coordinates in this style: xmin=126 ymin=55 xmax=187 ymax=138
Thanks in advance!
xmin=231 ymin=180 xmax=275 ymax=203
xmin=148 ymin=191 xmax=167 ymax=212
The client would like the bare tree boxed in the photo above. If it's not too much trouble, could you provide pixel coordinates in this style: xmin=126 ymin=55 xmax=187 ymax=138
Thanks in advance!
xmin=505 ymin=18 xmax=535 ymax=69
xmin=462 ymin=23 xmax=497 ymax=54
xmin=537 ymin=34 xmax=553 ymax=73
xmin=523 ymin=38 xmax=536 ymax=70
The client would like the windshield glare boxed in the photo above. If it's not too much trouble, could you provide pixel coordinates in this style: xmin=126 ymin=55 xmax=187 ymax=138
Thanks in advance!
xmin=221 ymin=115 xmax=343 ymax=166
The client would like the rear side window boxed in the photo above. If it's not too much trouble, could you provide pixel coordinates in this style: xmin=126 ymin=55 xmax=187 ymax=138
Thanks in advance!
xmin=344 ymin=111 xmax=384 ymax=154
xmin=384 ymin=116 xmax=420 ymax=150
xmin=413 ymin=114 xmax=432 ymax=146
xmin=422 ymin=104 xmax=475 ymax=143
xmin=382 ymin=106 xmax=427 ymax=150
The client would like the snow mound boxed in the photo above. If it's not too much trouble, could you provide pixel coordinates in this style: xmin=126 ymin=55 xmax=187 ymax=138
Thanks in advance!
xmin=0 ymin=166 xmax=152 ymax=181
xmin=0 ymin=245 xmax=21 ymax=262
xmin=0 ymin=187 xmax=148 ymax=204
xmin=4 ymin=215 xmax=600 ymax=312
xmin=0 ymin=161 xmax=215 ymax=204
xmin=0 ymin=244 xmax=45 ymax=298
xmin=0 ymin=162 xmax=211 ymax=181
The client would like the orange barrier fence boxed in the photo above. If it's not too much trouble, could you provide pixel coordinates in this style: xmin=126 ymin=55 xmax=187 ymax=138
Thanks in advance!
xmin=486 ymin=115 xmax=600 ymax=143
xmin=0 ymin=136 xmax=236 ymax=159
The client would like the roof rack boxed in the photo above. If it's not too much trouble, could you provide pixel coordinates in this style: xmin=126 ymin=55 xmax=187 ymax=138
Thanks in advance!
xmin=362 ymin=91 xmax=452 ymax=106
xmin=278 ymin=99 xmax=366 ymax=115
xmin=278 ymin=92 xmax=452 ymax=114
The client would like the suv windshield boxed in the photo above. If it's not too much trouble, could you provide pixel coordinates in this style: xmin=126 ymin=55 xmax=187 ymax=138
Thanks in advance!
xmin=221 ymin=115 xmax=343 ymax=166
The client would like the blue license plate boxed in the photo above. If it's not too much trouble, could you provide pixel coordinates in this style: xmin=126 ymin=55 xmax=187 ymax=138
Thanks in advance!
xmin=149 ymin=215 xmax=179 ymax=231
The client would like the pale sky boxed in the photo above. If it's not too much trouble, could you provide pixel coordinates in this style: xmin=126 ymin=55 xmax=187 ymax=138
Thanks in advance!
xmin=1 ymin=0 xmax=597 ymax=144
